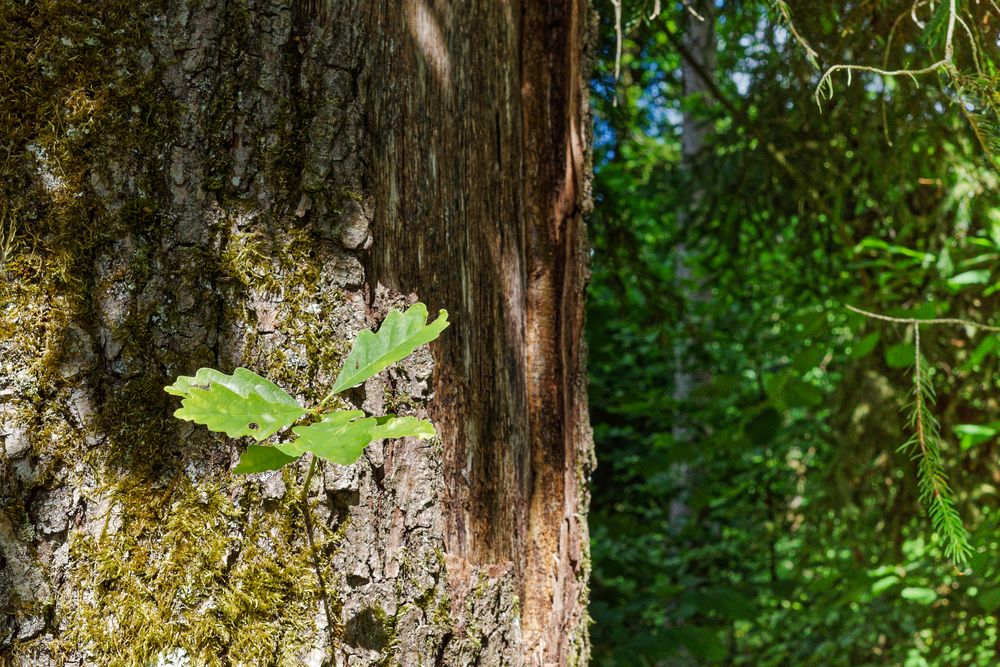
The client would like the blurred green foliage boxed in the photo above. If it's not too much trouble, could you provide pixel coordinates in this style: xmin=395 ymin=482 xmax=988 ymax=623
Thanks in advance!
xmin=586 ymin=1 xmax=1000 ymax=664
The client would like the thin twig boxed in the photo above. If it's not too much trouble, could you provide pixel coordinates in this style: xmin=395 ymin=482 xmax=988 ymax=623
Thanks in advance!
xmin=846 ymin=304 xmax=1000 ymax=331
xmin=880 ymin=6 xmax=918 ymax=146
xmin=681 ymin=0 xmax=704 ymax=21
xmin=911 ymin=0 xmax=930 ymax=28
xmin=773 ymin=1 xmax=818 ymax=64
xmin=815 ymin=0 xmax=959 ymax=110
xmin=816 ymin=61 xmax=950 ymax=109
xmin=944 ymin=0 xmax=957 ymax=60
xmin=953 ymin=14 xmax=982 ymax=76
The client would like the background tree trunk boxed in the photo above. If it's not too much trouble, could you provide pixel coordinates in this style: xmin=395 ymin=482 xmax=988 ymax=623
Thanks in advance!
xmin=669 ymin=0 xmax=715 ymax=528
xmin=0 ymin=1 xmax=592 ymax=665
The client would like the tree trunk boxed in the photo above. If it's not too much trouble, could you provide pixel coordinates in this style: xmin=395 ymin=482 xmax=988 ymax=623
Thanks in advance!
xmin=669 ymin=0 xmax=715 ymax=529
xmin=0 ymin=1 xmax=593 ymax=665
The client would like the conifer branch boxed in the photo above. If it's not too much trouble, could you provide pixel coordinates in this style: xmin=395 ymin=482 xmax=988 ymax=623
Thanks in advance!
xmin=901 ymin=325 xmax=972 ymax=565
xmin=848 ymin=305 xmax=978 ymax=566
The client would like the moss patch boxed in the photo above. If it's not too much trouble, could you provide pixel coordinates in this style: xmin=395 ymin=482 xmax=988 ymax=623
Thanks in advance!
xmin=0 ymin=0 xmax=174 ymax=294
xmin=220 ymin=220 xmax=352 ymax=403
xmin=0 ymin=0 xmax=177 ymax=468
xmin=59 ymin=474 xmax=336 ymax=666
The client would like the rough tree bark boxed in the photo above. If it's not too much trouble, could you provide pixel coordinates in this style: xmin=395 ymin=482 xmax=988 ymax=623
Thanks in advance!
xmin=0 ymin=1 xmax=592 ymax=665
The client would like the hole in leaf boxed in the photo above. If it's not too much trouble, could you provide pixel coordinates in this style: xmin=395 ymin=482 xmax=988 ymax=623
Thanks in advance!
xmin=248 ymin=422 xmax=259 ymax=430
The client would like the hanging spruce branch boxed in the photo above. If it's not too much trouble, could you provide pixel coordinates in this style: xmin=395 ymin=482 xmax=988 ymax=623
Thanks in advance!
xmin=846 ymin=305 xmax=1000 ymax=567
xmin=904 ymin=323 xmax=972 ymax=565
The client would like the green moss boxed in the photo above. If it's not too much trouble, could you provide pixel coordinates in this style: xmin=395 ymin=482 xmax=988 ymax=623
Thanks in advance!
xmin=566 ymin=600 xmax=593 ymax=667
xmin=382 ymin=390 xmax=418 ymax=415
xmin=220 ymin=228 xmax=282 ymax=293
xmin=94 ymin=374 xmax=177 ymax=474
xmin=57 ymin=474 xmax=335 ymax=666
xmin=1 ymin=0 xmax=175 ymax=295
xmin=1 ymin=0 xmax=179 ymax=476
xmin=221 ymin=221 xmax=352 ymax=404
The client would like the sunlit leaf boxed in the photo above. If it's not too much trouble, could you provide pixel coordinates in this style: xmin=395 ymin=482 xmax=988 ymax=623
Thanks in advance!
xmin=286 ymin=410 xmax=374 ymax=464
xmin=870 ymin=575 xmax=899 ymax=595
xmin=900 ymin=587 xmax=936 ymax=605
xmin=947 ymin=269 xmax=990 ymax=290
xmin=371 ymin=415 xmax=436 ymax=440
xmin=331 ymin=303 xmax=449 ymax=394
xmin=288 ymin=411 xmax=436 ymax=465
xmin=165 ymin=368 xmax=307 ymax=440
xmin=954 ymin=424 xmax=998 ymax=451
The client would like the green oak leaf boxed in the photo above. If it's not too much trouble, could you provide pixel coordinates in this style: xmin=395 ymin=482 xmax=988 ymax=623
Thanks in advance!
xmin=233 ymin=444 xmax=299 ymax=474
xmin=288 ymin=412 xmax=436 ymax=465
xmin=288 ymin=410 xmax=377 ymax=464
xmin=371 ymin=415 xmax=436 ymax=440
xmin=331 ymin=303 xmax=449 ymax=394
xmin=165 ymin=367 xmax=307 ymax=441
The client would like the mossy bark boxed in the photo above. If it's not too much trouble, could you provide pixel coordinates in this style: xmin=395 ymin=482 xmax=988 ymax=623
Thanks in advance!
xmin=0 ymin=1 xmax=592 ymax=665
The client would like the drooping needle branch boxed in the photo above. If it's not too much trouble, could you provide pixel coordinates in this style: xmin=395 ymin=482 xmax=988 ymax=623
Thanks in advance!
xmin=847 ymin=303 xmax=986 ymax=567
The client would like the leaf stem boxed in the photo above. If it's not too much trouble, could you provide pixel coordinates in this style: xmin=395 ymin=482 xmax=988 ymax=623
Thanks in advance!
xmin=315 ymin=390 xmax=341 ymax=413
xmin=299 ymin=454 xmax=337 ymax=654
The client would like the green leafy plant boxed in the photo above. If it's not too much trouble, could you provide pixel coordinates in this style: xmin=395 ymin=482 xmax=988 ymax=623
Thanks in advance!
xmin=164 ymin=303 xmax=448 ymax=648
xmin=164 ymin=303 xmax=449 ymax=472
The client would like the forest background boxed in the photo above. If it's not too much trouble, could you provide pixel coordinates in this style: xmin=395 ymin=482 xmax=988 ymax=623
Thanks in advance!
xmin=586 ymin=1 xmax=1000 ymax=665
